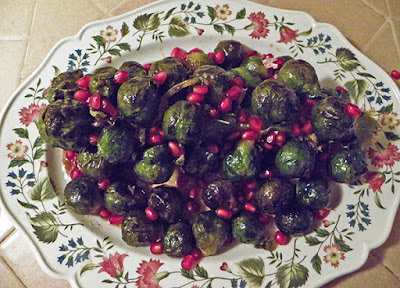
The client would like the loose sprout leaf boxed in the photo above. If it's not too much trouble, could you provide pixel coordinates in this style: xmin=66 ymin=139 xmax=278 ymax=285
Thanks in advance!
xmin=30 ymin=176 xmax=56 ymax=201
xmin=344 ymin=79 xmax=368 ymax=102
xmin=276 ymin=262 xmax=309 ymax=288
xmin=235 ymin=257 xmax=266 ymax=288
xmin=29 ymin=212 xmax=59 ymax=243
xmin=353 ymin=112 xmax=382 ymax=147
xmin=336 ymin=47 xmax=361 ymax=71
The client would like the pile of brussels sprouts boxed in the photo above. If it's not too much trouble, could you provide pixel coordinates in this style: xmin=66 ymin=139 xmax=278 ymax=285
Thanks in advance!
xmin=37 ymin=40 xmax=368 ymax=268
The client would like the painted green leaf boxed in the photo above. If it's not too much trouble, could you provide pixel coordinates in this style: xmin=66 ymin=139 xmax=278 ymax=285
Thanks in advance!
xmin=108 ymin=48 xmax=121 ymax=56
xmin=13 ymin=128 xmax=29 ymax=139
xmin=117 ymin=43 xmax=131 ymax=51
xmin=305 ymin=236 xmax=322 ymax=246
xmin=29 ymin=212 xmax=59 ymax=243
xmin=357 ymin=72 xmax=376 ymax=79
xmin=18 ymin=199 xmax=38 ymax=210
xmin=164 ymin=7 xmax=176 ymax=20
xmin=336 ymin=47 xmax=360 ymax=71
xmin=236 ymin=8 xmax=246 ymax=19
xmin=385 ymin=131 xmax=400 ymax=141
xmin=213 ymin=24 xmax=224 ymax=34
xmin=334 ymin=235 xmax=353 ymax=252
xmin=80 ymin=264 xmax=100 ymax=275
xmin=181 ymin=268 xmax=195 ymax=280
xmin=374 ymin=192 xmax=386 ymax=209
xmin=121 ymin=22 xmax=129 ymax=37
xmin=299 ymin=28 xmax=312 ymax=36
xmin=33 ymin=137 xmax=45 ymax=149
xmin=92 ymin=35 xmax=106 ymax=48
xmin=276 ymin=262 xmax=309 ymax=288
xmin=9 ymin=158 xmax=30 ymax=168
xmin=168 ymin=16 xmax=190 ymax=37
xmin=311 ymin=254 xmax=322 ymax=274
xmin=344 ymin=79 xmax=368 ymax=102
xmin=195 ymin=265 xmax=208 ymax=278
xmin=29 ymin=176 xmax=56 ymax=202
xmin=224 ymin=24 xmax=235 ymax=35
xmin=377 ymin=103 xmax=393 ymax=114
xmin=133 ymin=13 xmax=161 ymax=32
xmin=33 ymin=148 xmax=46 ymax=160
xmin=207 ymin=6 xmax=216 ymax=21
xmin=315 ymin=229 xmax=330 ymax=237
xmin=235 ymin=257 xmax=265 ymax=288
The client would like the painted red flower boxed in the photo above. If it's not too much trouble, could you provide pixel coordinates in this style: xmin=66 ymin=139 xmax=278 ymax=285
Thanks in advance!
xmin=136 ymin=259 xmax=164 ymax=288
xmin=368 ymin=143 xmax=400 ymax=168
xmin=7 ymin=140 xmax=28 ymax=159
xmin=381 ymin=112 xmax=400 ymax=130
xmin=215 ymin=4 xmax=232 ymax=20
xmin=364 ymin=171 xmax=385 ymax=193
xmin=277 ymin=26 xmax=299 ymax=44
xmin=323 ymin=244 xmax=345 ymax=268
xmin=248 ymin=12 xmax=269 ymax=39
xmin=19 ymin=103 xmax=47 ymax=126
xmin=98 ymin=252 xmax=128 ymax=277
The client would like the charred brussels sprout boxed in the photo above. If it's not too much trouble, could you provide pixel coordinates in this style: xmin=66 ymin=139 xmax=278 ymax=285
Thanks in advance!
xmin=64 ymin=176 xmax=103 ymax=215
xmin=134 ymin=144 xmax=175 ymax=184
xmin=182 ymin=145 xmax=219 ymax=177
xmin=163 ymin=222 xmax=195 ymax=257
xmin=185 ymin=52 xmax=215 ymax=72
xmin=117 ymin=76 xmax=159 ymax=127
xmin=275 ymin=138 xmax=316 ymax=178
xmin=44 ymin=70 xmax=83 ymax=103
xmin=104 ymin=181 xmax=147 ymax=215
xmin=275 ymin=207 xmax=314 ymax=237
xmin=148 ymin=57 xmax=189 ymax=89
xmin=97 ymin=121 xmax=138 ymax=164
xmin=310 ymin=96 xmax=354 ymax=142
xmin=119 ymin=61 xmax=147 ymax=79
xmin=202 ymin=179 xmax=237 ymax=210
xmin=232 ymin=213 xmax=264 ymax=244
xmin=328 ymin=146 xmax=367 ymax=183
xmin=228 ymin=67 xmax=262 ymax=90
xmin=296 ymin=178 xmax=331 ymax=210
xmin=254 ymin=177 xmax=295 ymax=215
xmin=214 ymin=40 xmax=245 ymax=69
xmin=192 ymin=210 xmax=230 ymax=256
xmin=241 ymin=56 xmax=271 ymax=79
xmin=223 ymin=140 xmax=259 ymax=182
xmin=122 ymin=210 xmax=165 ymax=247
xmin=251 ymin=79 xmax=300 ymax=125
xmin=89 ymin=67 xmax=119 ymax=102
xmin=77 ymin=149 xmax=110 ymax=178
xmin=203 ymin=112 xmax=238 ymax=145
xmin=162 ymin=100 xmax=207 ymax=144
xmin=37 ymin=99 xmax=94 ymax=152
xmin=147 ymin=185 xmax=184 ymax=223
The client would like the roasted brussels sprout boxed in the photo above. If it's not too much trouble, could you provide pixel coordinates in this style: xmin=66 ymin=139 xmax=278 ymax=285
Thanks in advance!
xmin=254 ymin=177 xmax=295 ymax=215
xmin=232 ymin=212 xmax=264 ymax=244
xmin=148 ymin=57 xmax=189 ymax=89
xmin=241 ymin=56 xmax=271 ymax=79
xmin=185 ymin=52 xmax=215 ymax=72
xmin=223 ymin=140 xmax=259 ymax=182
xmin=203 ymin=112 xmax=238 ymax=145
xmin=104 ymin=181 xmax=147 ymax=215
xmin=192 ymin=210 xmax=230 ymax=256
xmin=310 ymin=96 xmax=354 ymax=142
xmin=275 ymin=138 xmax=316 ymax=178
xmin=119 ymin=61 xmax=147 ymax=79
xmin=251 ymin=79 xmax=300 ymax=125
xmin=214 ymin=40 xmax=245 ymax=69
xmin=328 ymin=146 xmax=367 ymax=183
xmin=37 ymin=99 xmax=94 ymax=152
xmin=44 ymin=70 xmax=83 ymax=103
xmin=134 ymin=144 xmax=175 ymax=184
xmin=296 ymin=178 xmax=331 ymax=210
xmin=117 ymin=76 xmax=160 ymax=127
xmin=122 ymin=210 xmax=165 ymax=247
xmin=182 ymin=145 xmax=219 ymax=177
xmin=88 ymin=67 xmax=119 ymax=102
xmin=77 ymin=149 xmax=110 ymax=178
xmin=163 ymin=222 xmax=195 ymax=257
xmin=275 ymin=206 xmax=314 ymax=237
xmin=147 ymin=185 xmax=184 ymax=223
xmin=63 ymin=176 xmax=103 ymax=215
xmin=202 ymin=179 xmax=237 ymax=210
xmin=162 ymin=100 xmax=207 ymax=144
xmin=97 ymin=121 xmax=138 ymax=164
xmin=228 ymin=67 xmax=262 ymax=90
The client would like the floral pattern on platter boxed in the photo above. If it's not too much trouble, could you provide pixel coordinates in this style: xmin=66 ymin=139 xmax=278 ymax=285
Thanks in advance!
xmin=2 ymin=1 xmax=400 ymax=288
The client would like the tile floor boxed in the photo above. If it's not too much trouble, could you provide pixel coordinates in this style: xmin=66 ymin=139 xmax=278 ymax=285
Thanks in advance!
xmin=0 ymin=0 xmax=399 ymax=287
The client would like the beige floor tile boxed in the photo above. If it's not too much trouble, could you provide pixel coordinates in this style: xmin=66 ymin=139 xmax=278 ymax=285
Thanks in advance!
xmin=109 ymin=0 xmax=159 ymax=16
xmin=88 ymin=0 xmax=122 ymax=15
xmin=0 ymin=257 xmax=25 ymax=288
xmin=0 ymin=211 xmax=15 ymax=244
xmin=362 ymin=0 xmax=390 ymax=16
xmin=0 ymin=0 xmax=35 ymax=39
xmin=386 ymin=0 xmax=400 ymax=19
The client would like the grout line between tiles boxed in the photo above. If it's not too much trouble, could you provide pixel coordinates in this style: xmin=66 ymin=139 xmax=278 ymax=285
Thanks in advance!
xmin=0 ymin=256 xmax=27 ymax=288
xmin=87 ymin=0 xmax=113 ymax=17
xmin=369 ymin=251 xmax=400 ymax=283
xmin=0 ymin=227 xmax=15 ymax=246
xmin=360 ymin=0 xmax=388 ymax=17
xmin=389 ymin=19 xmax=400 ymax=62
xmin=360 ymin=18 xmax=391 ymax=54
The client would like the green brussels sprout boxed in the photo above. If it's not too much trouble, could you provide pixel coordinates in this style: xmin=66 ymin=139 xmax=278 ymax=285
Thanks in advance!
xmin=251 ymin=79 xmax=300 ymax=125
xmin=193 ymin=65 xmax=232 ymax=106
xmin=182 ymin=145 xmax=219 ymax=177
xmin=203 ymin=112 xmax=238 ymax=145
xmin=89 ymin=67 xmax=119 ymax=102
xmin=222 ymin=140 xmax=259 ymax=182
xmin=162 ymin=100 xmax=207 ymax=144
xmin=163 ymin=222 xmax=195 ymax=257
xmin=44 ymin=70 xmax=83 ymax=103
xmin=328 ymin=146 xmax=367 ymax=183
xmin=192 ymin=210 xmax=230 ymax=256
xmin=63 ymin=176 xmax=103 ymax=215
xmin=119 ymin=61 xmax=147 ymax=79
xmin=254 ymin=177 xmax=295 ymax=215
xmin=275 ymin=138 xmax=316 ymax=178
xmin=134 ymin=144 xmax=175 ymax=184
xmin=296 ymin=178 xmax=331 ymax=210
xmin=275 ymin=207 xmax=314 ymax=237
xmin=104 ymin=181 xmax=147 ymax=215
xmin=97 ymin=121 xmax=139 ymax=164
xmin=37 ymin=99 xmax=94 ymax=152
xmin=185 ymin=52 xmax=215 ymax=72
xmin=241 ymin=56 xmax=271 ymax=79
xmin=214 ymin=40 xmax=245 ymax=69
xmin=148 ymin=57 xmax=189 ymax=89
xmin=147 ymin=185 xmax=184 ymax=223
xmin=77 ymin=149 xmax=110 ymax=178
xmin=117 ymin=76 xmax=160 ymax=127
xmin=202 ymin=179 xmax=237 ymax=210
xmin=228 ymin=67 xmax=262 ymax=90
xmin=122 ymin=210 xmax=165 ymax=247
xmin=232 ymin=212 xmax=264 ymax=244
xmin=310 ymin=96 xmax=354 ymax=142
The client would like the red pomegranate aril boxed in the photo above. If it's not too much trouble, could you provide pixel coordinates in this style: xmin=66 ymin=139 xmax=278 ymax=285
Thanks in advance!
xmin=246 ymin=180 xmax=258 ymax=190
xmin=189 ymin=48 xmax=203 ymax=54
xmin=249 ymin=116 xmax=263 ymax=131
xmin=262 ymin=53 xmax=274 ymax=59
xmin=242 ymin=129 xmax=259 ymax=141
xmin=189 ymin=188 xmax=197 ymax=199
xmin=274 ymin=58 xmax=285 ymax=69
xmin=99 ymin=209 xmax=111 ymax=219
xmin=185 ymin=200 xmax=199 ymax=213
xmin=244 ymin=202 xmax=256 ymax=213
xmin=301 ymin=121 xmax=313 ymax=134
xmin=314 ymin=208 xmax=330 ymax=220
xmin=98 ymin=178 xmax=111 ymax=190
xmin=145 ymin=206 xmax=159 ymax=221
xmin=218 ymin=97 xmax=232 ymax=113
xmin=214 ymin=51 xmax=225 ymax=64
xmin=216 ymin=208 xmax=232 ymax=219
xmin=101 ymin=98 xmax=116 ymax=115
xmin=227 ymin=131 xmax=241 ymax=141
xmin=171 ymin=47 xmax=186 ymax=59
xmin=335 ymin=86 xmax=347 ymax=93
xmin=272 ymin=74 xmax=278 ymax=80
xmin=187 ymin=92 xmax=204 ymax=104
xmin=208 ymin=52 xmax=215 ymax=58
xmin=150 ymin=242 xmax=163 ymax=254
xmin=207 ymin=144 xmax=219 ymax=154
xmin=292 ymin=122 xmax=302 ymax=136
xmin=245 ymin=191 xmax=255 ymax=201
xmin=65 ymin=151 xmax=77 ymax=161
xmin=153 ymin=70 xmax=168 ymax=85
xmin=89 ymin=133 xmax=99 ymax=145
xmin=230 ymin=77 xmax=243 ymax=87
xmin=142 ymin=63 xmax=152 ymax=72
xmin=168 ymin=142 xmax=183 ymax=157
xmin=109 ymin=215 xmax=124 ymax=225
xmin=149 ymin=133 xmax=165 ymax=145
xmin=74 ymin=89 xmax=91 ymax=104
xmin=237 ymin=109 xmax=249 ymax=124
xmin=149 ymin=126 xmax=161 ymax=135
xmin=259 ymin=169 xmax=273 ymax=179
xmin=391 ymin=70 xmax=400 ymax=80
xmin=89 ymin=93 xmax=102 ymax=109
xmin=345 ymin=103 xmax=362 ymax=119
xmin=274 ymin=231 xmax=290 ymax=245
xmin=182 ymin=254 xmax=196 ymax=270
xmin=305 ymin=98 xmax=317 ymax=107
xmin=70 ymin=167 xmax=83 ymax=179
xmin=76 ymin=75 xmax=91 ymax=89
xmin=226 ymin=85 xmax=242 ymax=101
xmin=191 ymin=248 xmax=203 ymax=261
xmin=275 ymin=131 xmax=286 ymax=147
xmin=207 ymin=108 xmax=219 ymax=119
xmin=245 ymin=50 xmax=258 ymax=58
xmin=193 ymin=85 xmax=208 ymax=95
xmin=114 ymin=70 xmax=129 ymax=84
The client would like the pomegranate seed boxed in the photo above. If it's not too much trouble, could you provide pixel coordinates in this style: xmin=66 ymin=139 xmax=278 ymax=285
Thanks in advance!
xmin=171 ymin=47 xmax=186 ymax=59
xmin=275 ymin=131 xmax=286 ymax=147
xmin=150 ymin=242 xmax=163 ymax=254
xmin=265 ymin=132 xmax=276 ymax=145
xmin=274 ymin=231 xmax=290 ymax=245
xmin=89 ymin=133 xmax=99 ymax=145
xmin=391 ymin=70 xmax=400 ymax=80
xmin=274 ymin=58 xmax=285 ymax=69
xmin=208 ymin=52 xmax=215 ymax=58
xmin=305 ymin=98 xmax=317 ymax=107
xmin=272 ymin=74 xmax=278 ymax=80
xmin=149 ymin=133 xmax=165 ymax=145
xmin=226 ymin=131 xmax=241 ymax=141
xmin=314 ymin=208 xmax=331 ymax=220
xmin=301 ymin=121 xmax=313 ymax=134
xmin=100 ymin=98 xmax=116 ymax=115
xmin=109 ymin=215 xmax=124 ymax=225
xmin=230 ymin=77 xmax=243 ymax=87
xmin=189 ymin=48 xmax=203 ymax=54
xmin=114 ymin=70 xmax=129 ymax=84
xmin=89 ymin=93 xmax=102 ymax=109
xmin=237 ymin=109 xmax=249 ymax=124
xmin=244 ymin=202 xmax=256 ymax=213
xmin=241 ymin=129 xmax=259 ymax=141
xmin=65 ymin=151 xmax=76 ymax=161
xmin=145 ymin=206 xmax=159 ymax=221
xmin=149 ymin=126 xmax=161 ymax=135
xmin=74 ymin=89 xmax=91 ymax=104
xmin=99 ymin=209 xmax=111 ymax=219
xmin=249 ymin=116 xmax=263 ymax=131
xmin=263 ymin=143 xmax=274 ymax=150
xmin=185 ymin=200 xmax=199 ymax=213
xmin=168 ymin=142 xmax=184 ymax=157
xmin=345 ymin=103 xmax=362 ymax=118
xmin=206 ymin=144 xmax=219 ymax=154
xmin=259 ymin=169 xmax=273 ymax=179
xmin=189 ymin=188 xmax=197 ymax=199
xmin=262 ymin=53 xmax=274 ymax=59
xmin=181 ymin=254 xmax=196 ymax=270
xmin=292 ymin=122 xmax=302 ymax=136
xmin=76 ymin=75 xmax=91 ymax=89
xmin=142 ymin=63 xmax=152 ymax=72
xmin=191 ymin=248 xmax=203 ymax=261
xmin=187 ymin=92 xmax=204 ymax=104
xmin=98 ymin=178 xmax=111 ymax=190
xmin=193 ymin=85 xmax=208 ymax=95
xmin=214 ymin=51 xmax=225 ymax=64
xmin=153 ymin=71 xmax=168 ymax=85
xmin=245 ymin=191 xmax=255 ymax=201
xmin=218 ymin=97 xmax=232 ymax=113
xmin=335 ymin=86 xmax=347 ymax=93
xmin=70 ymin=167 xmax=83 ymax=179
xmin=216 ymin=208 xmax=233 ymax=219
xmin=245 ymin=50 xmax=258 ymax=58
xmin=246 ymin=180 xmax=258 ymax=190
xmin=207 ymin=108 xmax=219 ymax=119
xmin=226 ymin=85 xmax=242 ymax=101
